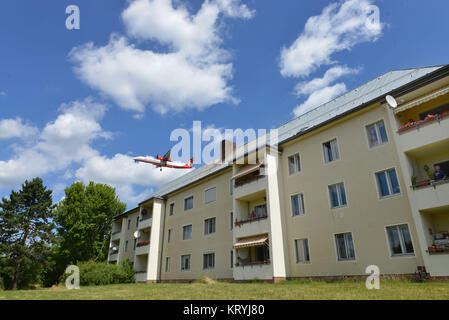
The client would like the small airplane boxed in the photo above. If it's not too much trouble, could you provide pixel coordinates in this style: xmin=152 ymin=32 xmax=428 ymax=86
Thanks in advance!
xmin=134 ymin=150 xmax=193 ymax=171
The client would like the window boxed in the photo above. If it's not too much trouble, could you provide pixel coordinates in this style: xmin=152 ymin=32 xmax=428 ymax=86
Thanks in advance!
xmin=125 ymin=240 xmax=128 ymax=252
xmin=165 ymin=257 xmax=170 ymax=272
xmin=183 ymin=224 xmax=192 ymax=240
xmin=328 ymin=183 xmax=347 ymax=208
xmin=386 ymin=225 xmax=414 ymax=256
xmin=323 ymin=139 xmax=340 ymax=163
xmin=127 ymin=219 xmax=131 ymax=230
xmin=133 ymin=238 xmax=137 ymax=251
xmin=184 ymin=196 xmax=194 ymax=211
xmin=136 ymin=217 xmax=139 ymax=228
xmin=205 ymin=187 xmax=216 ymax=204
xmin=167 ymin=229 xmax=172 ymax=243
xmin=181 ymin=254 xmax=191 ymax=271
xmin=169 ymin=203 xmax=174 ymax=216
xmin=366 ymin=120 xmax=388 ymax=148
xmin=253 ymin=204 xmax=267 ymax=218
xmin=203 ymin=252 xmax=215 ymax=270
xmin=291 ymin=193 xmax=305 ymax=216
xmin=288 ymin=153 xmax=301 ymax=175
xmin=376 ymin=169 xmax=400 ymax=198
xmin=335 ymin=233 xmax=355 ymax=261
xmin=204 ymin=218 xmax=216 ymax=235
xmin=230 ymin=180 xmax=233 ymax=195
xmin=294 ymin=239 xmax=310 ymax=263
xmin=230 ymin=212 xmax=233 ymax=230
xmin=230 ymin=250 xmax=234 ymax=268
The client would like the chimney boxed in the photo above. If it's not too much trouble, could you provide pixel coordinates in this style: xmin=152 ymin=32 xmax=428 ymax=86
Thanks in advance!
xmin=221 ymin=139 xmax=236 ymax=163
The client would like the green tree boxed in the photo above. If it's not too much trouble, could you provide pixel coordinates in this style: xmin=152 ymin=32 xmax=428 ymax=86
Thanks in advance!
xmin=54 ymin=181 xmax=126 ymax=265
xmin=0 ymin=178 xmax=55 ymax=290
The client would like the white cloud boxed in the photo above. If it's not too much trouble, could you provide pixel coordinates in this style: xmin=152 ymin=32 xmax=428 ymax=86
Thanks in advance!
xmin=70 ymin=0 xmax=254 ymax=115
xmin=280 ymin=0 xmax=382 ymax=78
xmin=0 ymin=98 xmax=108 ymax=188
xmin=0 ymin=118 xmax=38 ymax=140
xmin=0 ymin=91 xmax=6 ymax=97
xmin=294 ymin=65 xmax=360 ymax=96
xmin=293 ymin=83 xmax=347 ymax=117
xmin=0 ymin=97 xmax=189 ymax=205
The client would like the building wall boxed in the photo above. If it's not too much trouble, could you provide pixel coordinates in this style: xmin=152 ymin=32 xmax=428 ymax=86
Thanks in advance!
xmin=280 ymin=103 xmax=423 ymax=277
xmin=160 ymin=168 xmax=234 ymax=281
xmin=118 ymin=209 xmax=140 ymax=264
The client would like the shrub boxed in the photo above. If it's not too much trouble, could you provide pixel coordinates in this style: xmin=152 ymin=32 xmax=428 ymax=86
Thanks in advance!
xmin=61 ymin=259 xmax=134 ymax=286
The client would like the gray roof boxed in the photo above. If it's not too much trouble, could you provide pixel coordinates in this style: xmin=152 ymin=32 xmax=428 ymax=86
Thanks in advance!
xmin=140 ymin=65 xmax=445 ymax=204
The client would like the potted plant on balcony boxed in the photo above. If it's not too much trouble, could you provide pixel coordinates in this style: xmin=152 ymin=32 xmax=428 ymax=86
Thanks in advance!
xmin=424 ymin=165 xmax=435 ymax=180
xmin=411 ymin=174 xmax=418 ymax=189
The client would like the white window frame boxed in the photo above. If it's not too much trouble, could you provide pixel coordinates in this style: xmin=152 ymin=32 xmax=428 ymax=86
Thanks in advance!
xmin=294 ymin=238 xmax=310 ymax=264
xmin=291 ymin=193 xmax=306 ymax=217
xmin=204 ymin=217 xmax=216 ymax=236
xmin=328 ymin=182 xmax=347 ymax=209
xmin=288 ymin=153 xmax=301 ymax=175
xmin=334 ymin=232 xmax=356 ymax=262
xmin=204 ymin=186 xmax=217 ymax=204
xmin=182 ymin=223 xmax=193 ymax=240
xmin=202 ymin=251 xmax=215 ymax=270
xmin=374 ymin=167 xmax=401 ymax=199
xmin=384 ymin=223 xmax=415 ymax=258
xmin=322 ymin=138 xmax=340 ymax=164
xmin=365 ymin=119 xmax=389 ymax=149
xmin=180 ymin=254 xmax=191 ymax=272
xmin=184 ymin=195 xmax=194 ymax=211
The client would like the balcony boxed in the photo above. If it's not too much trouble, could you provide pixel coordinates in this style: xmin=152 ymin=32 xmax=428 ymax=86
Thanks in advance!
xmin=135 ymin=271 xmax=147 ymax=283
xmin=234 ymin=201 xmax=269 ymax=238
xmin=111 ymin=230 xmax=121 ymax=241
xmin=138 ymin=216 xmax=152 ymax=230
xmin=396 ymin=111 xmax=449 ymax=152
xmin=109 ymin=252 xmax=118 ymax=262
xmin=233 ymin=164 xmax=267 ymax=200
xmin=135 ymin=241 xmax=150 ymax=256
xmin=410 ymin=179 xmax=449 ymax=211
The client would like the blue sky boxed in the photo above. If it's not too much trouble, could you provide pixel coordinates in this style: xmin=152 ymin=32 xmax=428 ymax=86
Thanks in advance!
xmin=0 ymin=0 xmax=448 ymax=207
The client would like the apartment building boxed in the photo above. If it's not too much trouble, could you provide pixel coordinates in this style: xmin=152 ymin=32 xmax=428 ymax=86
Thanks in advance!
xmin=108 ymin=64 xmax=449 ymax=282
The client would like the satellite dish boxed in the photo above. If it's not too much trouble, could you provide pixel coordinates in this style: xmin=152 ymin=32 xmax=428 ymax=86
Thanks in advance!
xmin=238 ymin=248 xmax=248 ymax=259
xmin=386 ymin=95 xmax=398 ymax=108
xmin=112 ymin=247 xmax=117 ymax=251
xmin=134 ymin=230 xmax=141 ymax=239
xmin=141 ymin=208 xmax=147 ymax=216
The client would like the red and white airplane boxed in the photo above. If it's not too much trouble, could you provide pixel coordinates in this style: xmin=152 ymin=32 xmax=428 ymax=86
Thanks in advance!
xmin=134 ymin=150 xmax=193 ymax=171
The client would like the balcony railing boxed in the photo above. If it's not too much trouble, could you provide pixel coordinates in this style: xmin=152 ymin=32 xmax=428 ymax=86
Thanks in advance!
xmin=111 ymin=231 xmax=121 ymax=235
xmin=136 ymin=241 xmax=150 ymax=248
xmin=140 ymin=215 xmax=152 ymax=222
xmin=398 ymin=111 xmax=449 ymax=134
xmin=235 ymin=214 xmax=268 ymax=227
xmin=235 ymin=259 xmax=271 ymax=267
xmin=427 ymin=247 xmax=449 ymax=255
xmin=235 ymin=172 xmax=264 ymax=188
xmin=411 ymin=178 xmax=449 ymax=190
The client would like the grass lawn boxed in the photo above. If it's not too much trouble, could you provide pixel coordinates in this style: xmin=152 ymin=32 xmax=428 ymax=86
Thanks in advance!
xmin=1 ymin=279 xmax=448 ymax=300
